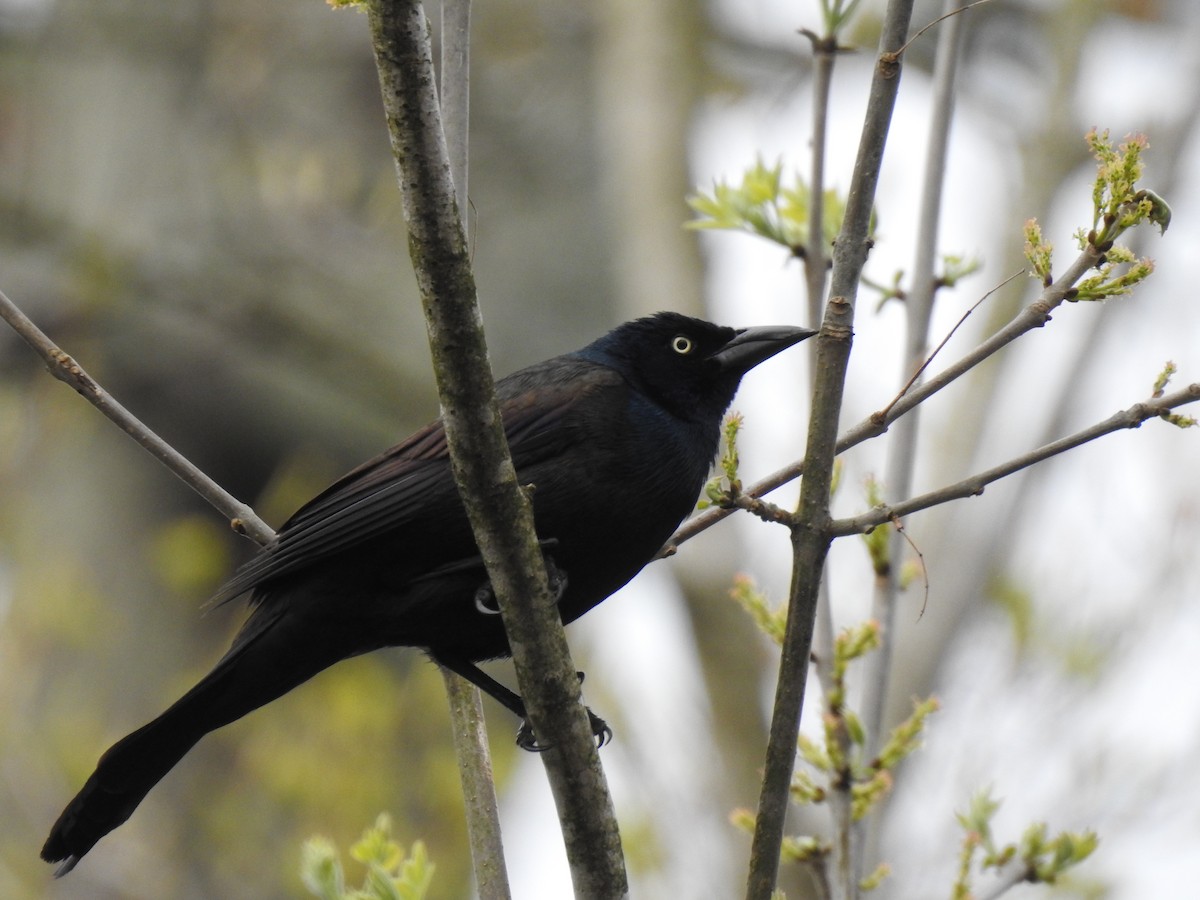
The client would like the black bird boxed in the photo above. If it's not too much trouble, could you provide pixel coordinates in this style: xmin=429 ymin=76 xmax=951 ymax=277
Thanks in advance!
xmin=41 ymin=311 xmax=815 ymax=873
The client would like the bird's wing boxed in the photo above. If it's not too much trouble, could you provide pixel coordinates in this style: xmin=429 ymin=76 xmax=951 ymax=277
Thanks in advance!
xmin=212 ymin=361 xmax=622 ymax=603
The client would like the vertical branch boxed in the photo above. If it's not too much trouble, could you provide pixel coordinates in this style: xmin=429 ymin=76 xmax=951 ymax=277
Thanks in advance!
xmin=441 ymin=669 xmax=512 ymax=898
xmin=745 ymin=2 xmax=918 ymax=899
xmin=803 ymin=33 xmax=835 ymax=328
xmin=363 ymin=2 xmax=627 ymax=896
xmin=804 ymin=25 xmax=853 ymax=897
xmin=804 ymin=29 xmax=839 ymax=704
xmin=432 ymin=3 xmax=513 ymax=898
xmin=439 ymin=0 xmax=471 ymax=203
xmin=860 ymin=0 xmax=968 ymax=840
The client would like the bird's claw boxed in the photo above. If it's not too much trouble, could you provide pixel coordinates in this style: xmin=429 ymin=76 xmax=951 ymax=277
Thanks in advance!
xmin=473 ymin=554 xmax=568 ymax=616
xmin=515 ymin=719 xmax=546 ymax=752
xmin=514 ymin=708 xmax=613 ymax=753
xmin=590 ymin=710 xmax=614 ymax=748
xmin=544 ymin=555 xmax=568 ymax=603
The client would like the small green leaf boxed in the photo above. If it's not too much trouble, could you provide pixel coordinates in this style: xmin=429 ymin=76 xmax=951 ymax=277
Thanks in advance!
xmin=850 ymin=770 xmax=893 ymax=821
xmin=874 ymin=695 xmax=938 ymax=770
xmin=859 ymin=861 xmax=890 ymax=892
xmin=798 ymin=732 xmax=832 ymax=772
xmin=687 ymin=158 xmax=854 ymax=256
xmin=301 ymin=815 xmax=433 ymax=900
xmin=987 ymin=576 xmax=1035 ymax=653
xmin=820 ymin=0 xmax=866 ymax=33
xmin=300 ymin=838 xmax=346 ymax=900
xmin=939 ymin=254 xmax=983 ymax=287
xmin=730 ymin=574 xmax=786 ymax=644
xmin=789 ymin=769 xmax=826 ymax=806
xmin=1160 ymin=410 xmax=1198 ymax=429
xmin=781 ymin=834 xmax=829 ymax=863
xmin=955 ymin=788 xmax=1001 ymax=852
xmin=1023 ymin=218 xmax=1054 ymax=285
xmin=844 ymin=710 xmax=866 ymax=747
xmin=730 ymin=807 xmax=756 ymax=833
xmin=1152 ymin=360 xmax=1177 ymax=397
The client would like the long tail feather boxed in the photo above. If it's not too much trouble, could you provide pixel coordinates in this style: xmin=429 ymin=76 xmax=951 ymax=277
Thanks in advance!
xmin=42 ymin=606 xmax=355 ymax=871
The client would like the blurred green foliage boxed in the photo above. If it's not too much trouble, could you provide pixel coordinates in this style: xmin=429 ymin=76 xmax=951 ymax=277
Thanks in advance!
xmin=301 ymin=814 xmax=434 ymax=900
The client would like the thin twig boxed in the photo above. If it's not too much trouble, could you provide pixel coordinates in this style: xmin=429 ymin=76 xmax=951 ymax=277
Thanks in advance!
xmin=890 ymin=515 xmax=929 ymax=618
xmin=858 ymin=0 xmax=969 ymax=879
xmin=804 ymin=30 xmax=836 ymax=328
xmin=829 ymin=383 xmax=1200 ymax=537
xmin=0 ymin=287 xmax=275 ymax=546
xmin=441 ymin=0 xmax=471 ymax=222
xmin=440 ymin=668 xmax=512 ymax=899
xmin=894 ymin=0 xmax=993 ymax=58
xmin=662 ymin=242 xmax=1105 ymax=558
xmin=812 ymin=26 xmax=863 ymax=893
xmin=876 ymin=269 xmax=1022 ymax=421
xmin=802 ymin=23 xmax=843 ymax=864
xmin=434 ymin=3 xmax=512 ymax=897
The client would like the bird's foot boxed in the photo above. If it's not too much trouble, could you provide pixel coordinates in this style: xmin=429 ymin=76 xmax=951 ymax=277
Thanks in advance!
xmin=515 ymin=708 xmax=613 ymax=752
xmin=472 ymin=554 xmax=568 ymax=616
xmin=515 ymin=719 xmax=543 ymax=752
xmin=544 ymin=555 xmax=569 ymax=603
xmin=589 ymin=709 xmax=615 ymax=748
xmin=473 ymin=583 xmax=500 ymax=615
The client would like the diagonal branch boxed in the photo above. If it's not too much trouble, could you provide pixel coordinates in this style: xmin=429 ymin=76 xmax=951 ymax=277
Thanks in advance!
xmin=0 ymin=287 xmax=275 ymax=546
xmin=663 ymin=242 xmax=1105 ymax=557
xmin=830 ymin=383 xmax=1200 ymax=537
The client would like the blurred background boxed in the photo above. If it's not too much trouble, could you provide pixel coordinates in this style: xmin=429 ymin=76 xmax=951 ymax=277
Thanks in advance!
xmin=1 ymin=0 xmax=1198 ymax=897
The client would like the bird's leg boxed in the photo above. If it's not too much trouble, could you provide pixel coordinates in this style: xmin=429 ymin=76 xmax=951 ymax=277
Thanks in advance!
xmin=435 ymin=654 xmax=527 ymax=718
xmin=542 ymin=553 xmax=569 ymax=603
xmin=433 ymin=655 xmax=612 ymax=751
xmin=450 ymin=552 xmax=612 ymax=750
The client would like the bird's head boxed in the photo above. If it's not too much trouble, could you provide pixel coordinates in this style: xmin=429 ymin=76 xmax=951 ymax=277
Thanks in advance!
xmin=575 ymin=312 xmax=817 ymax=422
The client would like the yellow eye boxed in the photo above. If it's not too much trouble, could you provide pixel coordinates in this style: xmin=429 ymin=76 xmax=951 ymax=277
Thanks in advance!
xmin=671 ymin=335 xmax=694 ymax=355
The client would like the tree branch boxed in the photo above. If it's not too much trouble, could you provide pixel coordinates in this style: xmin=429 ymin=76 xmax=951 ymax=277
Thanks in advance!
xmin=663 ymin=240 xmax=1106 ymax=557
xmin=860 ymin=0 xmax=970 ymax=876
xmin=830 ymin=383 xmax=1200 ymax=537
xmin=363 ymin=2 xmax=627 ymax=895
xmin=801 ymin=19 xmax=858 ymax=900
xmin=441 ymin=667 xmax=511 ymax=898
xmin=800 ymin=21 xmax=843 ymax=850
xmin=745 ymin=3 xmax=918 ymax=898
xmin=0 ymin=287 xmax=275 ymax=546
xmin=430 ymin=3 xmax=512 ymax=896
xmin=802 ymin=29 xmax=835 ymax=328
xmin=973 ymin=860 xmax=1035 ymax=900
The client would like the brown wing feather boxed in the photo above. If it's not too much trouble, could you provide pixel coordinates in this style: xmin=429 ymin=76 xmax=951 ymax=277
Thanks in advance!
xmin=211 ymin=360 xmax=622 ymax=603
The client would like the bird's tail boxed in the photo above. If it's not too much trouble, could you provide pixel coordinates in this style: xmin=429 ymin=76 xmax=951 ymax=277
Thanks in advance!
xmin=41 ymin=604 xmax=358 ymax=874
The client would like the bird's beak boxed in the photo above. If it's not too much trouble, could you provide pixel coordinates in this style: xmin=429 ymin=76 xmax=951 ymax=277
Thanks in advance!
xmin=711 ymin=325 xmax=818 ymax=375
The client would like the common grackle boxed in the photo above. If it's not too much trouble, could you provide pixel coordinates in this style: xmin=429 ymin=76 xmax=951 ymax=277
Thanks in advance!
xmin=41 ymin=311 xmax=815 ymax=873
